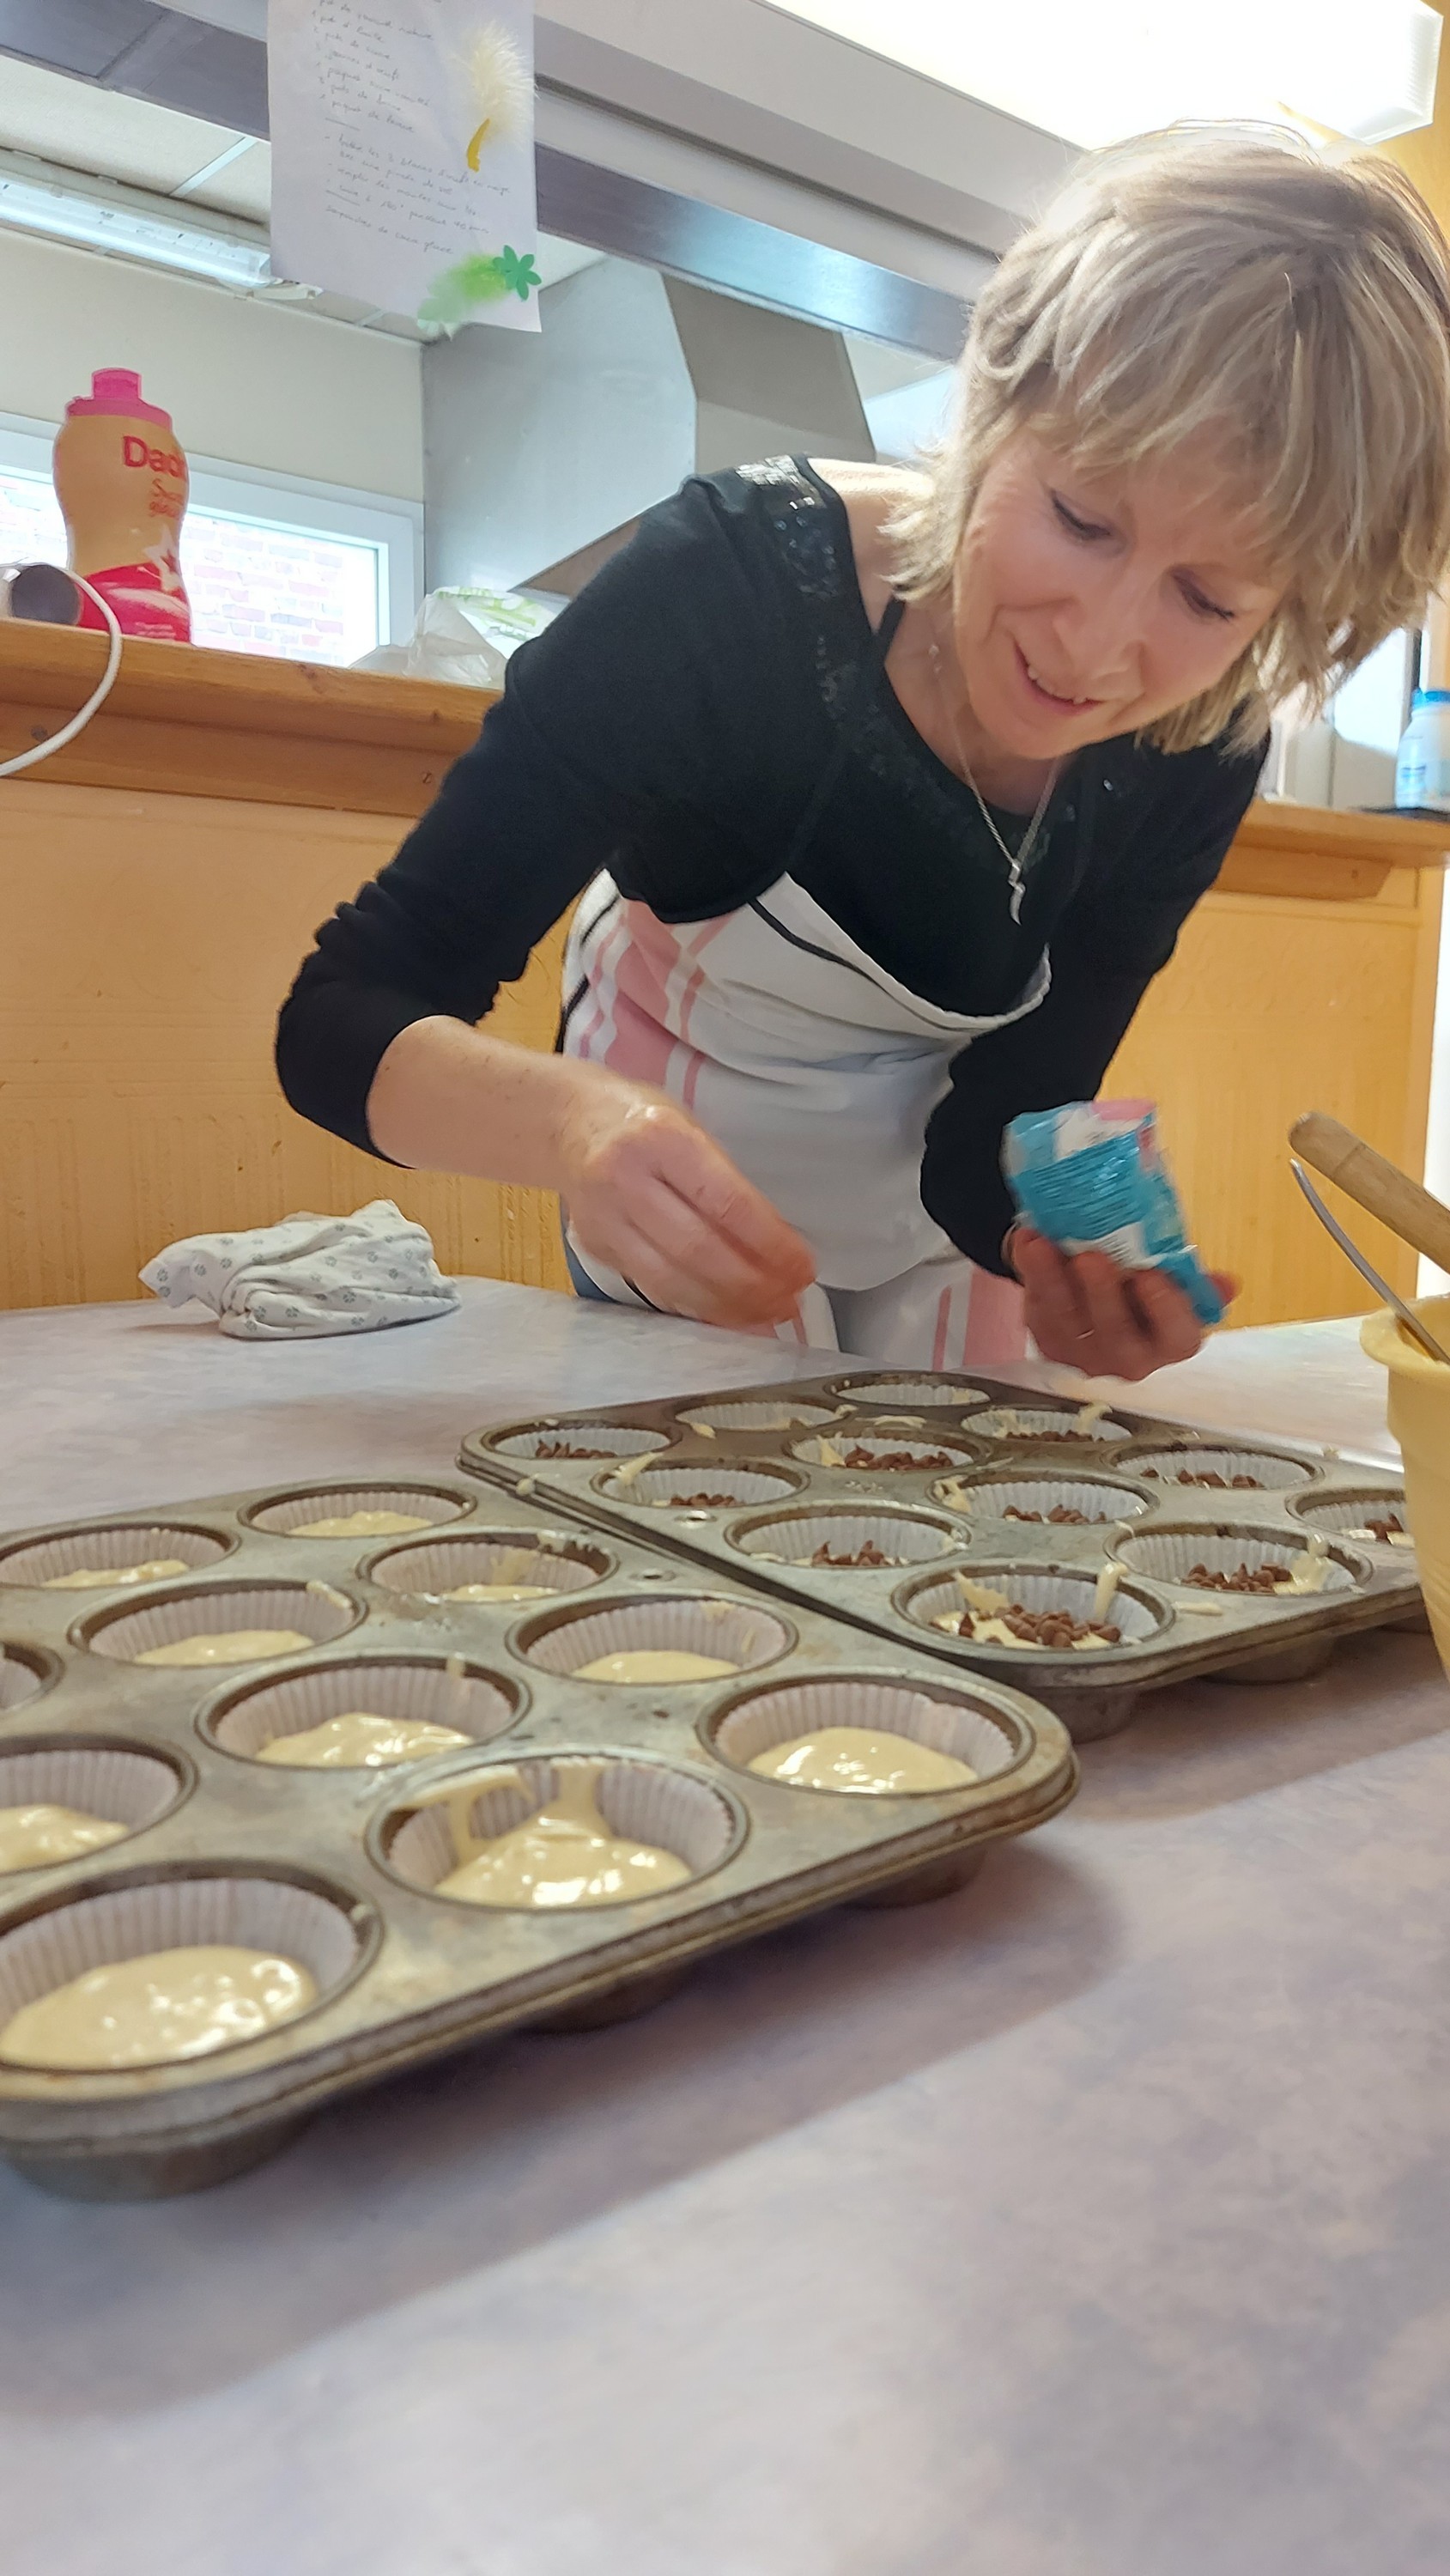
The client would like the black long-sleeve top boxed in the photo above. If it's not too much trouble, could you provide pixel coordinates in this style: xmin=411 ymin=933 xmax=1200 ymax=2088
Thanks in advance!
xmin=277 ymin=458 xmax=1265 ymax=1274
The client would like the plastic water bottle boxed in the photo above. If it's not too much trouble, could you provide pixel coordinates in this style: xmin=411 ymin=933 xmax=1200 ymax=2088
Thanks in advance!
xmin=1396 ymin=688 xmax=1450 ymax=811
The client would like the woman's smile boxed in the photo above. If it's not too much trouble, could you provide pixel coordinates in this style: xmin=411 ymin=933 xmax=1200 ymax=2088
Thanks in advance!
xmin=949 ymin=434 xmax=1283 ymax=776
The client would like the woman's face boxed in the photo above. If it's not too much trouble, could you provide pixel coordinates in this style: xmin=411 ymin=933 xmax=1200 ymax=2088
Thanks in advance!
xmin=952 ymin=429 xmax=1283 ymax=760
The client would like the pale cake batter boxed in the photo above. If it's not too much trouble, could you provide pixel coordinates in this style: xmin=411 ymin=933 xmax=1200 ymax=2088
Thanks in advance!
xmin=749 ymin=1728 xmax=975 ymax=1794
xmin=258 ymin=1711 xmax=470 ymax=1769
xmin=573 ymin=1649 xmax=740 ymax=1683
xmin=136 ymin=1630 xmax=313 ymax=1667
xmin=0 ymin=1944 xmax=316 ymax=2069
xmin=0 ymin=1804 xmax=129 ymax=1871
xmin=288 ymin=1510 xmax=433 ymax=1539
xmin=44 ymin=1558 xmax=191 ymax=1589
xmin=433 ymin=1765 xmax=689 ymax=1908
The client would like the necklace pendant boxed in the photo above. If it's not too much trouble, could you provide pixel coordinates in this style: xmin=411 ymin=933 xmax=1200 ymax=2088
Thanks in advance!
xmin=1009 ymin=867 xmax=1026 ymax=924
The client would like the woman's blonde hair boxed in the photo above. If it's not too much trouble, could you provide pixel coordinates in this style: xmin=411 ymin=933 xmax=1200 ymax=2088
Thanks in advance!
xmin=890 ymin=125 xmax=1450 ymax=753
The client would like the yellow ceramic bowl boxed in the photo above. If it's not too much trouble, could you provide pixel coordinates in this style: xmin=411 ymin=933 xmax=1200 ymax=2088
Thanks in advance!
xmin=1362 ymin=1296 xmax=1450 ymax=1675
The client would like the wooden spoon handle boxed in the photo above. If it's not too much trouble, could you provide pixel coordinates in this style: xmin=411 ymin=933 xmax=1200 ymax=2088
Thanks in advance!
xmin=1289 ymin=1111 xmax=1450 ymax=1273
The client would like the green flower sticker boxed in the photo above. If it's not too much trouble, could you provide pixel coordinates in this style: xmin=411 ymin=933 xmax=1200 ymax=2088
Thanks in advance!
xmin=419 ymin=245 xmax=543 ymax=331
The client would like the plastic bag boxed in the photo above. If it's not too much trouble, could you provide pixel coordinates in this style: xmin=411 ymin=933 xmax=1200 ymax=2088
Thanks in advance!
xmin=1003 ymin=1098 xmax=1225 ymax=1327
xmin=352 ymin=592 xmax=506 ymax=687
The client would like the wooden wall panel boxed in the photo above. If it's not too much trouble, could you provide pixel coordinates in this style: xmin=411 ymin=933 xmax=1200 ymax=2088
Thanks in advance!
xmin=0 ymin=780 xmax=571 ymax=1309
xmin=1107 ymin=863 xmax=1443 ymax=1327
xmin=3 ymin=777 xmax=1444 ymax=1327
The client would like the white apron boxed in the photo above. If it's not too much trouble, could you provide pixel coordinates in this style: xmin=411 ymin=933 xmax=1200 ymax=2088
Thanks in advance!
xmin=560 ymin=870 xmax=1050 ymax=1366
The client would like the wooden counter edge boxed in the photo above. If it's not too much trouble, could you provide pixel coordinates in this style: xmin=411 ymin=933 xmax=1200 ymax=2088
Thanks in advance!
xmin=2 ymin=626 xmax=1447 ymax=890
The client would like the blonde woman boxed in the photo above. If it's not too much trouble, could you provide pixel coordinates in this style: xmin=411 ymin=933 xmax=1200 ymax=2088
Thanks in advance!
xmin=279 ymin=127 xmax=1450 ymax=1379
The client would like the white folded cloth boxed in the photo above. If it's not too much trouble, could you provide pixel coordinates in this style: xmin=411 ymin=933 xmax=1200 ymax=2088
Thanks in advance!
xmin=140 ymin=1201 xmax=460 ymax=1340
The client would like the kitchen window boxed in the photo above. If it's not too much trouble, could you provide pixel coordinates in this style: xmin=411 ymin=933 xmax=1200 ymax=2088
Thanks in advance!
xmin=0 ymin=414 xmax=422 ymax=665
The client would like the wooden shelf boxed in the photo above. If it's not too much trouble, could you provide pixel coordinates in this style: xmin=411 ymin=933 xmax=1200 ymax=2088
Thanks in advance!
xmin=0 ymin=623 xmax=494 ymax=818
xmin=1221 ymin=799 xmax=1450 ymax=899
xmin=3 ymin=623 xmax=1450 ymax=890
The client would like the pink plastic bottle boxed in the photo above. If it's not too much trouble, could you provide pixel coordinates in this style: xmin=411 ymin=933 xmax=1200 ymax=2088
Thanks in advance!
xmin=51 ymin=368 xmax=191 ymax=642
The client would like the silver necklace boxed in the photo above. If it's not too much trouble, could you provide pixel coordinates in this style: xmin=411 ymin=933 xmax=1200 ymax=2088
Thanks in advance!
xmin=927 ymin=633 xmax=1058 ymax=923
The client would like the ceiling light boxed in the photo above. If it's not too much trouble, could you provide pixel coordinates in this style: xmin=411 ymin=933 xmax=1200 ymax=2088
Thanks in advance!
xmin=762 ymin=3 xmax=1441 ymax=150
xmin=0 ymin=150 xmax=272 ymax=288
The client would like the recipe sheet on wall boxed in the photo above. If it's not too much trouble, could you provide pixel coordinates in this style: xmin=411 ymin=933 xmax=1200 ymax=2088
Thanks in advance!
xmin=269 ymin=0 xmax=540 ymax=331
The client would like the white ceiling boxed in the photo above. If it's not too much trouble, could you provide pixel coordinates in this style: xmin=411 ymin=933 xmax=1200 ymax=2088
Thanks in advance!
xmin=0 ymin=57 xmax=268 ymax=214
xmin=0 ymin=57 xmax=603 ymax=310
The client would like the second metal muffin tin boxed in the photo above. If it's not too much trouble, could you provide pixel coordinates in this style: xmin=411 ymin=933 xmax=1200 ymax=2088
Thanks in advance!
xmin=0 ymin=1473 xmax=1074 ymax=2198
xmin=458 ymin=1367 xmax=1423 ymax=1741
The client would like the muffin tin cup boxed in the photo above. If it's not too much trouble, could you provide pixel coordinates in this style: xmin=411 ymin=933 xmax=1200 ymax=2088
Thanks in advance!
xmin=0 ymin=1523 xmax=234 ymax=1589
xmin=366 ymin=1534 xmax=610 ymax=1602
xmin=203 ymin=1657 xmax=523 ymax=1765
xmin=968 ymin=1406 xmax=1133 ymax=1445
xmin=822 ymin=1374 xmax=992 ymax=1411
xmin=0 ymin=1649 xmax=56 ymax=1713
xmin=517 ymin=1595 xmax=793 ymax=1680
xmin=244 ymin=1485 xmax=471 ymax=1539
xmin=488 ymin=1424 xmax=673 ymax=1462
xmin=379 ymin=1753 xmax=743 ymax=1907
xmin=0 ymin=1740 xmax=189 ymax=1873
xmin=1125 ymin=1446 xmax=1318 ymax=1493
xmin=929 ymin=1473 xmax=1153 ymax=1527
xmin=726 ymin=1507 xmax=962 ymax=1571
xmin=898 ymin=1563 xmax=1169 ymax=1654
xmin=0 ymin=1869 xmax=372 ymax=2074
xmin=895 ymin=1563 xmax=1172 ymax=1745
xmin=1288 ymin=1487 xmax=1413 ymax=1546
xmin=82 ymin=1582 xmax=362 ymax=1666
xmin=595 ymin=1461 xmax=804 ymax=1510
xmin=791 ymin=1429 xmax=984 ymax=1473
xmin=679 ymin=1399 xmax=843 ymax=1433
xmin=1284 ymin=1490 xmax=1424 ymax=1631
xmin=707 ymin=1674 xmax=1022 ymax=1788
xmin=1111 ymin=1523 xmax=1366 ymax=1597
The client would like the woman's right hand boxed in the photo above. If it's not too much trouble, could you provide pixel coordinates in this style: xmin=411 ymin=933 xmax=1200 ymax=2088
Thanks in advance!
xmin=556 ymin=1068 xmax=816 ymax=1327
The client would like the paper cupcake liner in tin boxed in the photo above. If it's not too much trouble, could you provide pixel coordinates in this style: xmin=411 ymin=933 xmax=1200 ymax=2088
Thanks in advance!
xmin=245 ymin=1485 xmax=472 ymax=1539
xmin=1126 ymin=1446 xmax=1317 ymax=1492
xmin=822 ymin=1374 xmax=991 ymax=1411
xmin=968 ymin=1406 xmax=1132 ymax=1443
xmin=488 ymin=1423 xmax=672 ymax=1461
xmin=381 ymin=1753 xmax=741 ymax=1902
xmin=594 ymin=1461 xmax=804 ymax=1510
xmin=203 ymin=1656 xmax=524 ymax=1764
xmin=791 ymin=1428 xmax=980 ymax=1473
xmin=929 ymin=1473 xmax=1152 ymax=1526
xmin=517 ymin=1594 xmax=792 ymax=1679
xmin=899 ymin=1563 xmax=1168 ymax=1654
xmin=366 ymin=1533 xmax=610 ymax=1601
xmin=1112 ymin=1522 xmax=1365 ymax=1595
xmin=1288 ymin=1488 xmax=1414 ymax=1550
xmin=0 ymin=1522 xmax=234 ymax=1589
xmin=677 ymin=1398 xmax=840 ymax=1432
xmin=725 ymin=1507 xmax=962 ymax=1570
xmin=0 ymin=1870 xmax=371 ymax=2069
xmin=707 ymin=1674 xmax=1022 ymax=1787
xmin=0 ymin=1741 xmax=187 ymax=1873
xmin=82 ymin=1581 xmax=362 ymax=1665
xmin=0 ymin=1649 xmax=53 ymax=1712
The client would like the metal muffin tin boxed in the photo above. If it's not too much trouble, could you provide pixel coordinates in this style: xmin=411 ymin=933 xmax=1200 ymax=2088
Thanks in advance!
xmin=0 ymin=1474 xmax=1074 ymax=2200
xmin=458 ymin=1369 xmax=1422 ymax=1744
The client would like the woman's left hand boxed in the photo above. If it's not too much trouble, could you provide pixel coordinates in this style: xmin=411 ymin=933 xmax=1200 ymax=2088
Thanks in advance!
xmin=1009 ymin=1225 xmax=1236 ymax=1382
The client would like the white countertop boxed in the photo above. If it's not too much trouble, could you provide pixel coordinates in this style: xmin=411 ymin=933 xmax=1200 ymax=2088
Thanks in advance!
xmin=3 ymin=1284 xmax=1445 ymax=2576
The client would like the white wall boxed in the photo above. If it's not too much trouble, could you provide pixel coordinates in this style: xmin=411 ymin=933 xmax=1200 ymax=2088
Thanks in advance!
xmin=0 ymin=227 xmax=423 ymax=501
